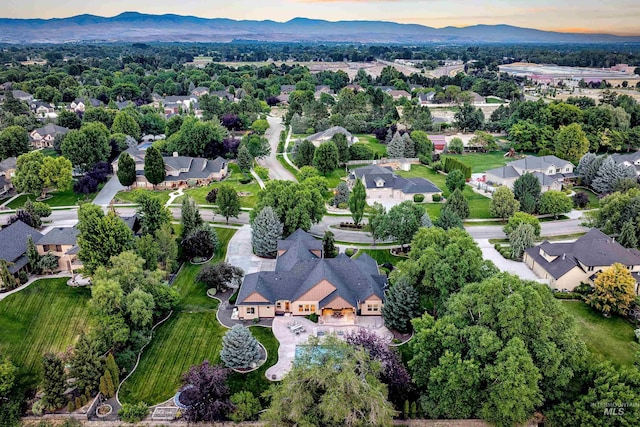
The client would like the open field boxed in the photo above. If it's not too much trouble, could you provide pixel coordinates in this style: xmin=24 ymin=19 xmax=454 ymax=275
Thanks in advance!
xmin=442 ymin=151 xmax=512 ymax=173
xmin=0 ymin=278 xmax=91 ymax=386
xmin=7 ymin=188 xmax=97 ymax=209
xmin=561 ymin=301 xmax=640 ymax=367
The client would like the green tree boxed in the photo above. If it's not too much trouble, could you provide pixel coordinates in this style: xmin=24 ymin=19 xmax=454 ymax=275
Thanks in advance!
xmin=503 ymin=212 xmax=541 ymax=237
xmin=230 ymin=391 xmax=262 ymax=422
xmin=349 ymin=179 xmax=366 ymax=225
xmin=40 ymin=156 xmax=73 ymax=197
xmin=381 ymin=276 xmax=421 ymax=333
xmin=12 ymin=151 xmax=45 ymax=196
xmin=136 ymin=192 xmax=171 ymax=236
xmin=183 ymin=225 xmax=218 ymax=259
xmin=251 ymin=119 xmax=269 ymax=135
xmin=143 ymin=146 xmax=165 ymax=188
xmin=180 ymin=196 xmax=203 ymax=240
xmin=0 ymin=356 xmax=16 ymax=397
xmin=387 ymin=132 xmax=405 ymax=158
xmin=313 ymin=141 xmax=339 ymax=175
xmin=618 ymin=220 xmax=638 ymax=249
xmin=509 ymin=223 xmax=536 ymax=259
xmin=61 ymin=122 xmax=110 ymax=171
xmin=220 ymin=324 xmax=262 ymax=369
xmin=236 ymin=143 xmax=253 ymax=172
xmin=125 ymin=287 xmax=155 ymax=329
xmin=367 ymin=202 xmax=387 ymax=245
xmin=411 ymin=130 xmax=433 ymax=157
xmin=332 ymin=133 xmax=350 ymax=164
xmin=251 ymin=206 xmax=283 ymax=258
xmin=294 ymin=139 xmax=316 ymax=168
xmin=538 ymin=190 xmax=573 ymax=219
xmin=445 ymin=169 xmax=466 ymax=192
xmin=586 ymin=263 xmax=637 ymax=316
xmin=555 ymin=123 xmax=590 ymax=163
xmin=105 ymin=353 xmax=120 ymax=388
xmin=490 ymin=186 xmax=519 ymax=220
xmin=0 ymin=125 xmax=29 ymax=159
xmin=244 ymin=133 xmax=271 ymax=160
xmin=112 ymin=110 xmax=141 ymax=140
xmin=118 ymin=402 xmax=149 ymax=423
xmin=322 ymin=230 xmax=338 ymax=258
xmin=117 ymin=152 xmax=137 ymax=188
xmin=41 ymin=353 xmax=66 ymax=409
xmin=443 ymin=189 xmax=469 ymax=220
xmin=136 ymin=234 xmax=159 ymax=271
xmin=155 ymin=223 xmax=178 ymax=272
xmin=26 ymin=234 xmax=41 ymax=273
xmin=454 ymin=102 xmax=484 ymax=132
xmin=385 ymin=201 xmax=424 ymax=249
xmin=69 ymin=333 xmax=103 ymax=394
xmin=447 ymin=137 xmax=464 ymax=154
xmin=57 ymin=110 xmax=81 ymax=129
xmin=434 ymin=207 xmax=463 ymax=230
xmin=469 ymin=131 xmax=498 ymax=151
xmin=99 ymin=370 xmax=116 ymax=398
xmin=216 ymin=184 xmax=240 ymax=224
xmin=513 ymin=173 xmax=541 ymax=213
xmin=177 ymin=117 xmax=227 ymax=157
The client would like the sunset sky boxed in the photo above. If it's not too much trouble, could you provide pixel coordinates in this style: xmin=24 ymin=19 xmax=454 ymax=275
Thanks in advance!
xmin=4 ymin=0 xmax=640 ymax=36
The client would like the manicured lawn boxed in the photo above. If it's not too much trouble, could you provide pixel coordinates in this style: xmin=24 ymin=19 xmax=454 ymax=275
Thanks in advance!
xmin=573 ymin=187 xmax=600 ymax=209
xmin=227 ymin=327 xmax=279 ymax=399
xmin=178 ymin=164 xmax=261 ymax=208
xmin=485 ymin=96 xmax=504 ymax=104
xmin=0 ymin=278 xmax=91 ymax=387
xmin=41 ymin=148 xmax=59 ymax=158
xmin=355 ymin=249 xmax=406 ymax=266
xmin=322 ymin=168 xmax=348 ymax=189
xmin=114 ymin=188 xmax=172 ymax=205
xmin=7 ymin=188 xmax=96 ymax=209
xmin=276 ymin=154 xmax=300 ymax=178
xmin=442 ymin=151 xmax=512 ymax=173
xmin=354 ymin=134 xmax=387 ymax=157
xmin=561 ymin=301 xmax=640 ymax=367
xmin=396 ymin=165 xmax=492 ymax=219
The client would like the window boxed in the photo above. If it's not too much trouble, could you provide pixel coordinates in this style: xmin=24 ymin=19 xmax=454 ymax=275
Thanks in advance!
xmin=298 ymin=305 xmax=304 ymax=313
xmin=588 ymin=266 xmax=594 ymax=272
xmin=276 ymin=302 xmax=282 ymax=310
xmin=246 ymin=307 xmax=255 ymax=314
xmin=565 ymin=167 xmax=570 ymax=172
xmin=302 ymin=304 xmax=315 ymax=312
xmin=310 ymin=305 xmax=316 ymax=312
xmin=367 ymin=304 xmax=380 ymax=312
xmin=55 ymin=245 xmax=62 ymax=252
xmin=42 ymin=245 xmax=50 ymax=252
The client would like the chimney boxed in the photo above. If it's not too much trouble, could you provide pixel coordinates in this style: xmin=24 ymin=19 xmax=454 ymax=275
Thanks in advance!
xmin=172 ymin=152 xmax=179 ymax=157
xmin=562 ymin=254 xmax=566 ymax=260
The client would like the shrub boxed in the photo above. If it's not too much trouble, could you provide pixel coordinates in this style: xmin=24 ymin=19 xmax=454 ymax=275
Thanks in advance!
xmin=572 ymin=191 xmax=589 ymax=208
xmin=419 ymin=154 xmax=431 ymax=165
xmin=432 ymin=194 xmax=442 ymax=202
xmin=230 ymin=391 xmax=262 ymax=422
xmin=205 ymin=188 xmax=218 ymax=203
xmin=305 ymin=313 xmax=319 ymax=323
xmin=119 ymin=402 xmax=149 ymax=423
xmin=431 ymin=160 xmax=443 ymax=171
xmin=80 ymin=394 xmax=87 ymax=406
xmin=443 ymin=157 xmax=471 ymax=179
xmin=254 ymin=166 xmax=269 ymax=180
xmin=574 ymin=283 xmax=594 ymax=296
xmin=32 ymin=400 xmax=45 ymax=416
xmin=239 ymin=177 xmax=252 ymax=184
xmin=67 ymin=401 xmax=75 ymax=412
xmin=413 ymin=194 xmax=425 ymax=203
xmin=553 ymin=292 xmax=582 ymax=300
xmin=345 ymin=248 xmax=356 ymax=257
xmin=338 ymin=202 xmax=348 ymax=209
xmin=75 ymin=396 xmax=82 ymax=409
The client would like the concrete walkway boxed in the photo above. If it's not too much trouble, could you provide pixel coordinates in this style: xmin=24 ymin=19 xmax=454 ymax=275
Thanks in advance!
xmin=0 ymin=272 xmax=72 ymax=301
xmin=282 ymin=124 xmax=298 ymax=172
xmin=93 ymin=174 xmax=126 ymax=206
xmin=249 ymin=168 xmax=266 ymax=189
xmin=0 ymin=192 xmax=23 ymax=209
xmin=164 ymin=188 xmax=184 ymax=207
xmin=225 ymin=225 xmax=277 ymax=275
xmin=476 ymin=239 xmax=546 ymax=282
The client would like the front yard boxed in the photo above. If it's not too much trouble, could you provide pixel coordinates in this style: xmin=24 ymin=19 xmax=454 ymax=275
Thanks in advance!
xmin=441 ymin=151 xmax=512 ymax=173
xmin=7 ymin=188 xmax=98 ymax=209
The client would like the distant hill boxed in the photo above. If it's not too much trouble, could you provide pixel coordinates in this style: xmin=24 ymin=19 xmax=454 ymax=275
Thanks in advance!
xmin=0 ymin=12 xmax=638 ymax=44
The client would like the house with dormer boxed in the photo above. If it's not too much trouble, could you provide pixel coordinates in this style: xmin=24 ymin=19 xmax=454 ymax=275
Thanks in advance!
xmin=485 ymin=155 xmax=575 ymax=192
xmin=524 ymin=228 xmax=640 ymax=293
xmin=236 ymin=229 xmax=387 ymax=321
xmin=349 ymin=164 xmax=442 ymax=204
xmin=29 ymin=124 xmax=69 ymax=149
xmin=69 ymin=97 xmax=103 ymax=113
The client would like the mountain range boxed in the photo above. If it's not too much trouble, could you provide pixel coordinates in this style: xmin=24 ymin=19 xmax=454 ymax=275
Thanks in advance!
xmin=1 ymin=12 xmax=639 ymax=44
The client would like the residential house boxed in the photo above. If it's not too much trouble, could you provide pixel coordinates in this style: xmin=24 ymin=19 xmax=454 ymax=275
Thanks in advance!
xmin=191 ymin=86 xmax=210 ymax=97
xmin=69 ymin=97 xmax=103 ymax=113
xmin=485 ymin=155 xmax=575 ymax=192
xmin=29 ymin=124 xmax=69 ymax=149
xmin=115 ymin=100 xmax=136 ymax=110
xmin=524 ymin=228 xmax=640 ymax=293
xmin=0 ymin=157 xmax=16 ymax=196
xmin=236 ymin=229 xmax=387 ymax=321
xmin=29 ymin=100 xmax=56 ymax=119
xmin=428 ymin=135 xmax=447 ymax=152
xmin=314 ymin=85 xmax=334 ymax=100
xmin=0 ymin=220 xmax=43 ymax=280
xmin=35 ymin=226 xmax=82 ymax=273
xmin=418 ymin=92 xmax=436 ymax=106
xmin=11 ymin=90 xmax=33 ymax=102
xmin=280 ymin=85 xmax=296 ymax=95
xmin=387 ymin=89 xmax=411 ymax=101
xmin=345 ymin=84 xmax=363 ymax=92
xmin=209 ymin=90 xmax=234 ymax=102
xmin=161 ymin=95 xmax=198 ymax=117
xmin=349 ymin=164 xmax=442 ymax=204
xmin=306 ymin=126 xmax=354 ymax=147
xmin=611 ymin=151 xmax=640 ymax=177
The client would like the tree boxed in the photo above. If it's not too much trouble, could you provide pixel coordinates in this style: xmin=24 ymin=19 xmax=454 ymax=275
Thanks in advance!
xmin=251 ymin=205 xmax=284 ymax=258
xmin=136 ymin=192 xmax=171 ymax=236
xmin=334 ymin=182 xmax=350 ymax=206
xmin=69 ymin=333 xmax=103 ymax=394
xmin=180 ymin=361 xmax=232 ymax=422
xmin=411 ymin=130 xmax=433 ymax=157
xmin=143 ymin=146 xmax=165 ymax=188
xmin=367 ymin=202 xmax=387 ymax=245
xmin=513 ymin=173 xmax=541 ymax=213
xmin=445 ymin=169 xmax=466 ymax=192
xmin=251 ymin=119 xmax=269 ymax=135
xmin=216 ymin=184 xmax=240 ymax=224
xmin=230 ymin=391 xmax=262 ymax=422
xmin=40 ymin=156 xmax=73 ymax=197
xmin=262 ymin=336 xmax=394 ymax=427
xmin=538 ymin=190 xmax=573 ymax=219
xmin=572 ymin=191 xmax=589 ymax=208
xmin=349 ymin=179 xmax=366 ymax=225
xmin=205 ymin=188 xmax=219 ymax=204
xmin=105 ymin=353 xmax=120 ymax=388
xmin=112 ymin=110 xmax=141 ymax=140
xmin=117 ymin=152 xmax=137 ymax=187
xmin=294 ymin=139 xmax=316 ymax=168
xmin=592 ymin=156 xmax=637 ymax=194
xmin=618 ymin=220 xmax=638 ymax=249
xmin=183 ymin=225 xmax=218 ymax=260
xmin=236 ymin=143 xmax=253 ymax=172
xmin=38 ymin=253 xmax=59 ymax=274
xmin=443 ymin=189 xmax=469 ymax=220
xmin=381 ymin=276 xmax=421 ymax=333
xmin=490 ymin=186 xmax=519 ymax=220
xmin=197 ymin=262 xmax=244 ymax=292
xmin=136 ymin=234 xmax=159 ymax=271
xmin=12 ymin=151 xmax=45 ymax=196
xmin=41 ymin=353 xmax=66 ymax=410
xmin=155 ymin=223 xmax=178 ymax=272
xmin=57 ymin=110 xmax=81 ymax=129
xmin=322 ymin=230 xmax=338 ymax=258
xmin=447 ymin=137 xmax=464 ymax=154
xmin=509 ymin=223 xmax=536 ymax=259
xmin=99 ymin=369 xmax=116 ymax=398
xmin=469 ymin=131 xmax=498 ymax=151
xmin=243 ymin=134 xmax=271 ymax=160
xmin=220 ymin=324 xmax=262 ymax=369
xmin=434 ymin=207 xmax=463 ymax=230
xmin=586 ymin=263 xmax=637 ymax=316
xmin=118 ymin=402 xmax=149 ymax=423
xmin=0 ymin=356 xmax=17 ymax=397
xmin=385 ymin=201 xmax=424 ymax=249
xmin=313 ymin=141 xmax=339 ymax=175
xmin=402 ymin=133 xmax=415 ymax=158
xmin=576 ymin=152 xmax=596 ymax=184
xmin=332 ymin=133 xmax=351 ymax=164
xmin=0 ymin=125 xmax=29 ymax=159
xmin=387 ymin=132 xmax=405 ymax=158
xmin=503 ymin=212 xmax=541 ymax=237
xmin=454 ymin=102 xmax=484 ymax=132
xmin=26 ymin=235 xmax=41 ymax=273
xmin=555 ymin=123 xmax=590 ymax=163
xmin=125 ymin=287 xmax=155 ymax=329
xmin=578 ymin=154 xmax=604 ymax=187
xmin=180 ymin=196 xmax=203 ymax=240
xmin=61 ymin=122 xmax=110 ymax=171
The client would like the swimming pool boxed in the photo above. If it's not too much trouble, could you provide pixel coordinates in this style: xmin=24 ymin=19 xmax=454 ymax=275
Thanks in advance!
xmin=138 ymin=142 xmax=153 ymax=149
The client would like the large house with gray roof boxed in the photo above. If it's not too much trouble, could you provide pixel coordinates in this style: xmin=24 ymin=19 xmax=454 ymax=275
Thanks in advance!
xmin=0 ymin=221 xmax=43 ymax=284
xmin=29 ymin=124 xmax=69 ymax=149
xmin=306 ymin=126 xmax=354 ymax=147
xmin=611 ymin=151 xmax=640 ymax=177
xmin=349 ymin=164 xmax=442 ymax=204
xmin=524 ymin=228 xmax=640 ymax=293
xmin=35 ymin=226 xmax=82 ymax=273
xmin=485 ymin=155 xmax=575 ymax=192
xmin=236 ymin=229 xmax=387 ymax=321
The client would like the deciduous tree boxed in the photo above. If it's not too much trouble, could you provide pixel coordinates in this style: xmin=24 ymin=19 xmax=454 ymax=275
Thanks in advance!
xmin=538 ymin=190 xmax=573 ymax=219
xmin=216 ymin=184 xmax=240 ymax=224
xmin=490 ymin=186 xmax=519 ymax=220
xmin=61 ymin=122 xmax=110 ymax=171
xmin=0 ymin=125 xmax=29 ymax=159
xmin=586 ymin=263 xmax=637 ymax=316
xmin=136 ymin=192 xmax=171 ymax=236
xmin=385 ymin=201 xmax=424 ymax=249
xmin=313 ymin=141 xmax=339 ymax=175
xmin=197 ymin=262 xmax=244 ymax=292
xmin=555 ymin=123 xmax=590 ymax=163
xmin=294 ymin=139 xmax=316 ymax=168
xmin=513 ymin=173 xmax=541 ymax=213
xmin=349 ymin=179 xmax=366 ymax=225
xmin=509 ymin=223 xmax=536 ymax=259
xmin=143 ymin=146 xmax=165 ymax=188
xmin=503 ymin=212 xmax=541 ymax=237
xmin=180 ymin=361 xmax=232 ymax=422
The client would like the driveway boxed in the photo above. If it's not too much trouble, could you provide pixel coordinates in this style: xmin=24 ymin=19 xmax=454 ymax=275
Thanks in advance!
xmin=476 ymin=239 xmax=546 ymax=282
xmin=93 ymin=174 xmax=126 ymax=206
xmin=225 ymin=225 xmax=276 ymax=275
xmin=258 ymin=116 xmax=297 ymax=182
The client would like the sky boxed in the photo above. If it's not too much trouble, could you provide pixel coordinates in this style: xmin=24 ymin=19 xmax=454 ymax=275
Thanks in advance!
xmin=5 ymin=0 xmax=640 ymax=36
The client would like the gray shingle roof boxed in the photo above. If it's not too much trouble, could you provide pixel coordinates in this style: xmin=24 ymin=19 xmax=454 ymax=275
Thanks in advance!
xmin=32 ymin=123 xmax=69 ymax=137
xmin=486 ymin=165 xmax=520 ymax=179
xmin=162 ymin=156 xmax=226 ymax=182
xmin=611 ymin=151 xmax=640 ymax=165
xmin=0 ymin=220 xmax=43 ymax=264
xmin=508 ymin=155 xmax=571 ymax=171
xmin=306 ymin=126 xmax=353 ymax=143
xmin=0 ymin=157 xmax=17 ymax=172
xmin=352 ymin=165 xmax=441 ymax=194
xmin=36 ymin=227 xmax=79 ymax=246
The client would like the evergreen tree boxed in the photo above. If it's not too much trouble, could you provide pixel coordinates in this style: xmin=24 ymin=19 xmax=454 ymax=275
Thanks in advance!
xmin=421 ymin=212 xmax=433 ymax=228
xmin=322 ymin=230 xmax=338 ymax=258
xmin=402 ymin=133 xmax=415 ymax=158
xmin=434 ymin=208 xmax=463 ymax=230
xmin=581 ymin=154 xmax=605 ymax=187
xmin=116 ymin=152 xmax=136 ymax=188
xmin=592 ymin=156 xmax=637 ymax=194
xmin=180 ymin=196 xmax=203 ymax=240
xmin=26 ymin=235 xmax=41 ymax=273
xmin=332 ymin=133 xmax=350 ymax=165
xmin=0 ymin=260 xmax=17 ymax=289
xmin=444 ymin=189 xmax=469 ymax=219
xmin=236 ymin=144 xmax=253 ymax=172
xmin=334 ymin=182 xmax=350 ymax=206
xmin=575 ymin=152 xmax=596 ymax=183
xmin=618 ymin=220 xmax=638 ymax=249
xmin=220 ymin=325 xmax=262 ymax=369
xmin=251 ymin=206 xmax=283 ymax=258
xmin=513 ymin=173 xmax=541 ymax=212
xmin=349 ymin=179 xmax=367 ymax=225
xmin=136 ymin=192 xmax=171 ymax=236
xmin=41 ymin=353 xmax=66 ymax=409
xmin=143 ymin=146 xmax=165 ymax=188
xmin=368 ymin=202 xmax=388 ymax=245
xmin=156 ymin=223 xmax=178 ymax=272
xmin=294 ymin=139 xmax=316 ymax=168
xmin=70 ymin=333 xmax=103 ymax=394
xmin=387 ymin=132 xmax=405 ymax=158
xmin=215 ymin=184 xmax=240 ymax=224
xmin=381 ymin=276 xmax=421 ymax=333
xmin=99 ymin=370 xmax=115 ymax=398
xmin=105 ymin=353 xmax=120 ymax=387
xmin=509 ymin=223 xmax=536 ymax=260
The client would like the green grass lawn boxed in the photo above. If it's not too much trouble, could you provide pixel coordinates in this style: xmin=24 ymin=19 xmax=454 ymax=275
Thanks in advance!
xmin=114 ymin=188 xmax=173 ymax=205
xmin=119 ymin=227 xmax=281 ymax=405
xmin=442 ymin=151 xmax=512 ymax=173
xmin=396 ymin=165 xmax=492 ymax=219
xmin=485 ymin=97 xmax=504 ymax=104
xmin=354 ymin=134 xmax=387 ymax=157
xmin=178 ymin=164 xmax=261 ymax=208
xmin=41 ymin=148 xmax=59 ymax=158
xmin=276 ymin=154 xmax=300 ymax=178
xmin=354 ymin=249 xmax=406 ymax=266
xmin=7 ymin=188 xmax=97 ymax=209
xmin=573 ymin=187 xmax=600 ymax=209
xmin=0 ymin=278 xmax=91 ymax=387
xmin=561 ymin=301 xmax=640 ymax=367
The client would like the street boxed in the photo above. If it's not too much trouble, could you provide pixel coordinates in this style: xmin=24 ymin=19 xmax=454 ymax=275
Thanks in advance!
xmin=258 ymin=116 xmax=297 ymax=182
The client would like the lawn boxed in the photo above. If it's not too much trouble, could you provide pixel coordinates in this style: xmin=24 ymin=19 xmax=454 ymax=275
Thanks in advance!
xmin=354 ymin=134 xmax=387 ymax=157
xmin=561 ymin=301 xmax=640 ymax=367
xmin=573 ymin=187 xmax=600 ymax=209
xmin=396 ymin=165 xmax=492 ymax=219
xmin=442 ymin=151 xmax=512 ymax=173
xmin=41 ymin=148 xmax=59 ymax=158
xmin=178 ymin=164 xmax=261 ymax=208
xmin=114 ymin=188 xmax=173 ymax=205
xmin=0 ymin=278 xmax=91 ymax=387
xmin=120 ymin=226 xmax=279 ymax=405
xmin=7 ymin=188 xmax=97 ymax=209
xmin=354 ymin=248 xmax=406 ymax=266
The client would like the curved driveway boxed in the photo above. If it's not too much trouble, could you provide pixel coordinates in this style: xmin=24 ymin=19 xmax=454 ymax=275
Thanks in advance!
xmin=258 ymin=116 xmax=297 ymax=182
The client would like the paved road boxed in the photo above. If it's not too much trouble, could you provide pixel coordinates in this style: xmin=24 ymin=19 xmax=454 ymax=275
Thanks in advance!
xmin=258 ymin=116 xmax=297 ymax=182
xmin=93 ymin=174 xmax=126 ymax=206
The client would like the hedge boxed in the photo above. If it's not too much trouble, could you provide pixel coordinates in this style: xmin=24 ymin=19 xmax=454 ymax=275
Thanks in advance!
xmin=432 ymin=194 xmax=442 ymax=202
xmin=413 ymin=194 xmax=425 ymax=203
xmin=444 ymin=157 xmax=472 ymax=179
